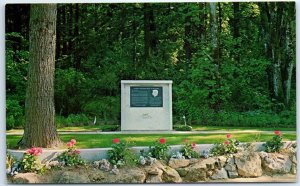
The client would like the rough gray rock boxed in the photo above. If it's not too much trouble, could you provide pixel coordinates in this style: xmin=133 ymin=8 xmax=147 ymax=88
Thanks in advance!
xmin=146 ymin=175 xmax=163 ymax=183
xmin=161 ymin=166 xmax=182 ymax=183
xmin=12 ymin=173 xmax=41 ymax=183
xmin=210 ymin=168 xmax=228 ymax=180
xmin=168 ymin=159 xmax=190 ymax=169
xmin=180 ymin=158 xmax=219 ymax=182
xmin=228 ymin=171 xmax=239 ymax=178
xmin=235 ymin=152 xmax=262 ymax=177
xmin=57 ymin=171 xmax=90 ymax=183
xmin=225 ymin=164 xmax=237 ymax=171
xmin=108 ymin=168 xmax=146 ymax=183
xmin=218 ymin=156 xmax=227 ymax=167
xmin=262 ymin=153 xmax=292 ymax=174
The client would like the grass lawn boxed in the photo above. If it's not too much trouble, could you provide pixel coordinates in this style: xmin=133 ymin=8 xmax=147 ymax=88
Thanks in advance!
xmin=6 ymin=132 xmax=296 ymax=149
xmin=6 ymin=125 xmax=296 ymax=134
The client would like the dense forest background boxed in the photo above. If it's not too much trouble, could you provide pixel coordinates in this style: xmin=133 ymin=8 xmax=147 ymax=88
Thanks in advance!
xmin=6 ymin=2 xmax=296 ymax=130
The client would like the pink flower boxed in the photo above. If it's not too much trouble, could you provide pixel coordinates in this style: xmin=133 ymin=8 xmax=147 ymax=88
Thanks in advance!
xmin=113 ymin=138 xmax=120 ymax=144
xmin=191 ymin=142 xmax=196 ymax=149
xmin=70 ymin=139 xmax=76 ymax=145
xmin=274 ymin=130 xmax=281 ymax=136
xmin=74 ymin=150 xmax=80 ymax=154
xmin=159 ymin=138 xmax=166 ymax=144
xmin=67 ymin=142 xmax=74 ymax=147
xmin=224 ymin=140 xmax=230 ymax=145
xmin=25 ymin=147 xmax=42 ymax=156
xmin=226 ymin=134 xmax=231 ymax=139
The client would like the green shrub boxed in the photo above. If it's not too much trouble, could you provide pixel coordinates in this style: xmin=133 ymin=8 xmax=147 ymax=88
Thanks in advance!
xmin=210 ymin=134 xmax=240 ymax=156
xmin=18 ymin=147 xmax=45 ymax=174
xmin=174 ymin=125 xmax=192 ymax=131
xmin=148 ymin=138 xmax=170 ymax=160
xmin=55 ymin=114 xmax=91 ymax=128
xmin=101 ymin=125 xmax=120 ymax=131
xmin=263 ymin=131 xmax=284 ymax=152
xmin=57 ymin=139 xmax=85 ymax=166
xmin=6 ymin=99 xmax=24 ymax=130
xmin=108 ymin=138 xmax=137 ymax=167
xmin=180 ymin=140 xmax=199 ymax=159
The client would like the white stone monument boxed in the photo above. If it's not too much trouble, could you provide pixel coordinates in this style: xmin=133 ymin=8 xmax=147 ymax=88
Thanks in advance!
xmin=121 ymin=80 xmax=172 ymax=131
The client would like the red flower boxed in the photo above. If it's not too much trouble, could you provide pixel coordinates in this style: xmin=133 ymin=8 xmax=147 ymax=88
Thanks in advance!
xmin=226 ymin=134 xmax=231 ymax=139
xmin=70 ymin=139 xmax=76 ymax=145
xmin=183 ymin=139 xmax=189 ymax=144
xmin=159 ymin=138 xmax=166 ymax=144
xmin=191 ymin=142 xmax=196 ymax=149
xmin=113 ymin=138 xmax=120 ymax=144
xmin=274 ymin=130 xmax=281 ymax=136
xmin=67 ymin=142 xmax=74 ymax=147
xmin=224 ymin=140 xmax=230 ymax=145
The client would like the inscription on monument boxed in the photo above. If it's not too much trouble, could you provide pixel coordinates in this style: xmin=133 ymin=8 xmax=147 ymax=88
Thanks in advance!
xmin=130 ymin=87 xmax=163 ymax=107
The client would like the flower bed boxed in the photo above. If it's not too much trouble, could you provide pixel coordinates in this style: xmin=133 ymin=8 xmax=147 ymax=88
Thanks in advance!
xmin=6 ymin=131 xmax=297 ymax=183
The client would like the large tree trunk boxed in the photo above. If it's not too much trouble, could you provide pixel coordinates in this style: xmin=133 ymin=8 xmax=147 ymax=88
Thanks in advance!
xmin=19 ymin=4 xmax=61 ymax=148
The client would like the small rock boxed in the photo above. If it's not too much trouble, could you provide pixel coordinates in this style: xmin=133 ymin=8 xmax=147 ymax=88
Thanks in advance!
xmin=291 ymin=164 xmax=297 ymax=175
xmin=168 ymin=159 xmax=190 ymax=169
xmin=259 ymin=151 xmax=268 ymax=159
xmin=228 ymin=171 xmax=239 ymax=178
xmin=224 ymin=164 xmax=237 ymax=171
xmin=175 ymin=168 xmax=188 ymax=177
xmin=227 ymin=157 xmax=235 ymax=165
xmin=161 ymin=166 xmax=182 ymax=183
xmin=146 ymin=167 xmax=163 ymax=176
xmin=218 ymin=156 xmax=227 ymax=167
xmin=146 ymin=175 xmax=163 ymax=183
xmin=210 ymin=168 xmax=228 ymax=180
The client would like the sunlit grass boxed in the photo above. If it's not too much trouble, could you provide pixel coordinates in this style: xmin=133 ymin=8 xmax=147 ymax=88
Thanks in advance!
xmin=6 ymin=125 xmax=296 ymax=134
xmin=6 ymin=132 xmax=296 ymax=149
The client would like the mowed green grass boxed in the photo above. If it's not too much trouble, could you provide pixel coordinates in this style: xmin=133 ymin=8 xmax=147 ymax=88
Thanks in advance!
xmin=6 ymin=132 xmax=296 ymax=149
xmin=6 ymin=125 xmax=296 ymax=134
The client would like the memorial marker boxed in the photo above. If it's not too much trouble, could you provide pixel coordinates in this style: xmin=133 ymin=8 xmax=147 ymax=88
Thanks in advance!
xmin=121 ymin=80 xmax=172 ymax=131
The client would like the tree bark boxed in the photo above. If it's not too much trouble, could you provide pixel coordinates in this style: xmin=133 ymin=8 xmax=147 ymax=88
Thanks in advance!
xmin=19 ymin=4 xmax=61 ymax=148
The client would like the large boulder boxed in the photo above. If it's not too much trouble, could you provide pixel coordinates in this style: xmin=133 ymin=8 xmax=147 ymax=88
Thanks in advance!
xmin=12 ymin=173 xmax=41 ymax=183
xmin=57 ymin=171 xmax=90 ymax=183
xmin=180 ymin=158 xmax=219 ymax=182
xmin=235 ymin=152 xmax=262 ymax=177
xmin=262 ymin=153 xmax=292 ymax=174
xmin=168 ymin=159 xmax=190 ymax=169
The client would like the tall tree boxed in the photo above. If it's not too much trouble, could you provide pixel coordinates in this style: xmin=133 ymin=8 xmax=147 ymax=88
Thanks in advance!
xmin=18 ymin=4 xmax=61 ymax=148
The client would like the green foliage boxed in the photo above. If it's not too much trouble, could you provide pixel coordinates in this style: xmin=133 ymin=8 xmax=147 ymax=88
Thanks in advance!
xmin=174 ymin=125 xmax=193 ymax=131
xmin=6 ymin=3 xmax=296 ymax=131
xmin=148 ymin=138 xmax=170 ymax=160
xmin=101 ymin=125 xmax=120 ymax=131
xmin=55 ymin=114 xmax=91 ymax=128
xmin=180 ymin=141 xmax=199 ymax=159
xmin=6 ymin=99 xmax=24 ymax=130
xmin=19 ymin=153 xmax=45 ymax=174
xmin=263 ymin=133 xmax=284 ymax=153
xmin=210 ymin=137 xmax=240 ymax=156
xmin=108 ymin=139 xmax=138 ymax=167
xmin=18 ymin=148 xmax=45 ymax=174
xmin=57 ymin=139 xmax=85 ymax=166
